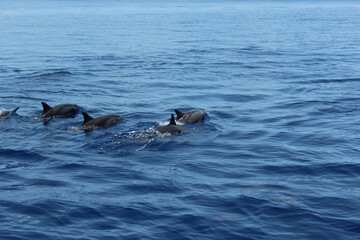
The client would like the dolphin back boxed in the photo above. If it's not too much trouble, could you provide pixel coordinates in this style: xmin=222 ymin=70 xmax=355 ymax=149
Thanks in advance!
xmin=11 ymin=107 xmax=20 ymax=114
xmin=82 ymin=112 xmax=94 ymax=125
xmin=40 ymin=103 xmax=79 ymax=118
xmin=176 ymin=109 xmax=205 ymax=124
xmin=0 ymin=107 xmax=20 ymax=118
xmin=174 ymin=109 xmax=184 ymax=119
xmin=41 ymin=102 xmax=52 ymax=115
xmin=81 ymin=113 xmax=121 ymax=128
xmin=169 ymin=114 xmax=176 ymax=125
xmin=156 ymin=114 xmax=181 ymax=133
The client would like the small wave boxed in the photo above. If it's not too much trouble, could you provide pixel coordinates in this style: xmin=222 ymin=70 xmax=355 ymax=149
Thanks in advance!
xmin=0 ymin=148 xmax=47 ymax=161
xmin=0 ymin=148 xmax=51 ymax=170
xmin=81 ymin=123 xmax=200 ymax=155
xmin=211 ymin=46 xmax=285 ymax=57
xmin=82 ymin=129 xmax=157 ymax=155
xmin=50 ymin=163 xmax=88 ymax=170
xmin=217 ymin=93 xmax=268 ymax=103
xmin=187 ymin=49 xmax=208 ymax=53
xmin=26 ymin=178 xmax=69 ymax=187
xmin=37 ymin=70 xmax=72 ymax=78
xmin=78 ymin=54 xmax=125 ymax=62
xmin=16 ymin=70 xmax=72 ymax=80
xmin=316 ymin=104 xmax=360 ymax=114
xmin=295 ymin=78 xmax=360 ymax=84
xmin=259 ymin=163 xmax=360 ymax=177
xmin=274 ymin=100 xmax=338 ymax=110
xmin=121 ymin=179 xmax=183 ymax=194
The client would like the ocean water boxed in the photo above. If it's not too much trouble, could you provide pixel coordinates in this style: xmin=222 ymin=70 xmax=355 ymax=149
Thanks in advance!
xmin=1 ymin=0 xmax=360 ymax=239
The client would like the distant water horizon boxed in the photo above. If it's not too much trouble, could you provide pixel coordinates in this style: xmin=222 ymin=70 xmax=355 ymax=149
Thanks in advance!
xmin=1 ymin=0 xmax=360 ymax=239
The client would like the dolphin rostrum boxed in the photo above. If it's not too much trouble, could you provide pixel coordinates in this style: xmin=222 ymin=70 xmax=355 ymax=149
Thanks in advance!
xmin=0 ymin=107 xmax=19 ymax=118
xmin=156 ymin=114 xmax=182 ymax=134
xmin=40 ymin=102 xmax=79 ymax=119
xmin=174 ymin=109 xmax=205 ymax=124
xmin=80 ymin=112 xmax=121 ymax=130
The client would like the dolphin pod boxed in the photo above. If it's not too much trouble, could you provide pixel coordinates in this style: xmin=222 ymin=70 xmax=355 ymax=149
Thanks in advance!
xmin=1 ymin=102 xmax=206 ymax=133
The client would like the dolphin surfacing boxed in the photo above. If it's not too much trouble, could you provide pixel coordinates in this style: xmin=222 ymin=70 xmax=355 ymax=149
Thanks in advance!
xmin=80 ymin=112 xmax=121 ymax=130
xmin=156 ymin=114 xmax=182 ymax=134
xmin=174 ymin=109 xmax=205 ymax=124
xmin=0 ymin=107 xmax=19 ymax=118
xmin=40 ymin=102 xmax=79 ymax=119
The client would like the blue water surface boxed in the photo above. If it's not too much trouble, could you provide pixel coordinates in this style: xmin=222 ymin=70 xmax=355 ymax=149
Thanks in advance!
xmin=1 ymin=0 xmax=360 ymax=239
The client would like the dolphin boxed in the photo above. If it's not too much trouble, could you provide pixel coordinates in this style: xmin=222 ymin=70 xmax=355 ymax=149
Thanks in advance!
xmin=40 ymin=102 xmax=79 ymax=119
xmin=0 ymin=107 xmax=19 ymax=118
xmin=156 ymin=114 xmax=182 ymax=134
xmin=80 ymin=112 xmax=121 ymax=129
xmin=174 ymin=109 xmax=205 ymax=124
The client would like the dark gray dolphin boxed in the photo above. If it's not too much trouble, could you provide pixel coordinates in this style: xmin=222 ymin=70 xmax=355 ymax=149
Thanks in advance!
xmin=81 ymin=112 xmax=121 ymax=129
xmin=0 ymin=107 xmax=19 ymax=118
xmin=156 ymin=114 xmax=182 ymax=134
xmin=40 ymin=102 xmax=79 ymax=119
xmin=174 ymin=109 xmax=205 ymax=124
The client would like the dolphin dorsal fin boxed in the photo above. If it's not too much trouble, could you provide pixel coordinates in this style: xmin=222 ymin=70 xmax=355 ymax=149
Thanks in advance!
xmin=174 ymin=109 xmax=184 ymax=119
xmin=169 ymin=114 xmax=176 ymax=125
xmin=11 ymin=107 xmax=19 ymax=114
xmin=82 ymin=112 xmax=94 ymax=124
xmin=41 ymin=102 xmax=52 ymax=114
